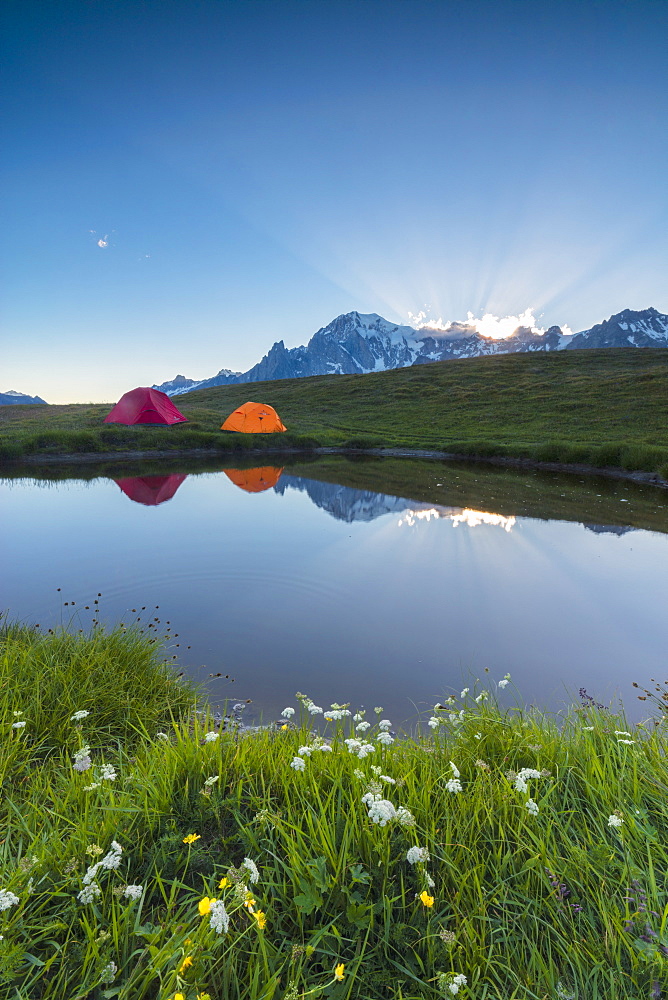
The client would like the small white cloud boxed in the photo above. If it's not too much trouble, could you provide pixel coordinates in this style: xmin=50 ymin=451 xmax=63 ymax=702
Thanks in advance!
xmin=97 ymin=237 xmax=108 ymax=248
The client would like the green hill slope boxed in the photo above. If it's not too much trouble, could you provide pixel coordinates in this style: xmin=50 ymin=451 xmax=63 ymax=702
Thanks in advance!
xmin=1 ymin=348 xmax=668 ymax=478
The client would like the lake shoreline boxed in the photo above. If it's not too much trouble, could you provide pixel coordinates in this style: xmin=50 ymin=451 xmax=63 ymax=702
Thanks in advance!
xmin=2 ymin=621 xmax=666 ymax=997
xmin=6 ymin=443 xmax=668 ymax=489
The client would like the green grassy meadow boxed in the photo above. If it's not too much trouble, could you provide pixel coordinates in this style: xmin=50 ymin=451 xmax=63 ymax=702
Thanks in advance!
xmin=1 ymin=622 xmax=667 ymax=999
xmin=1 ymin=349 xmax=668 ymax=480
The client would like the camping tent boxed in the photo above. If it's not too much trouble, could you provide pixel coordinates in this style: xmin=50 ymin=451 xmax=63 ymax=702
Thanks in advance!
xmin=221 ymin=401 xmax=286 ymax=433
xmin=115 ymin=474 xmax=188 ymax=506
xmin=104 ymin=387 xmax=187 ymax=425
xmin=223 ymin=467 xmax=284 ymax=493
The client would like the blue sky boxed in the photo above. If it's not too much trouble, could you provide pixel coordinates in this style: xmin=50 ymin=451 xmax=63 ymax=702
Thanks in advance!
xmin=3 ymin=0 xmax=667 ymax=403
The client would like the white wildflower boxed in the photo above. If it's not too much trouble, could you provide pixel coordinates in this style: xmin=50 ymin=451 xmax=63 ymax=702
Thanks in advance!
xmin=475 ymin=690 xmax=489 ymax=703
xmin=446 ymin=778 xmax=462 ymax=793
xmin=209 ymin=898 xmax=230 ymax=934
xmin=374 ymin=707 xmax=383 ymax=714
xmin=204 ymin=775 xmax=220 ymax=787
xmin=99 ymin=764 xmax=117 ymax=781
xmin=356 ymin=721 xmax=371 ymax=732
xmin=353 ymin=768 xmax=365 ymax=780
xmin=498 ymin=679 xmax=509 ymax=689
xmin=449 ymin=761 xmax=460 ymax=778
xmin=608 ymin=813 xmax=624 ymax=828
xmin=376 ymin=731 xmax=394 ymax=746
xmin=525 ymin=798 xmax=539 ymax=816
xmin=83 ymin=782 xmax=101 ymax=791
xmin=308 ymin=704 xmax=323 ymax=715
xmin=426 ymin=872 xmax=436 ymax=888
xmin=460 ymin=688 xmax=469 ymax=699
xmin=583 ymin=726 xmax=595 ymax=731
xmin=428 ymin=717 xmax=440 ymax=729
xmin=474 ymin=732 xmax=482 ymax=739
xmin=357 ymin=742 xmax=376 ymax=758
xmin=0 ymin=890 xmax=19 ymax=911
xmin=406 ymin=846 xmax=430 ymax=865
xmin=12 ymin=711 xmax=23 ymax=716
xmin=378 ymin=719 xmax=392 ymax=731
xmin=617 ymin=739 xmax=635 ymax=745
xmin=448 ymin=972 xmax=467 ymax=994
xmin=124 ymin=884 xmax=143 ymax=900
xmin=281 ymin=707 xmax=295 ymax=718
xmin=317 ymin=743 xmax=333 ymax=752
xmin=100 ymin=843 xmax=123 ymax=871
xmin=156 ymin=731 xmax=170 ymax=741
xmin=290 ymin=756 xmax=306 ymax=771
xmin=100 ymin=960 xmax=117 ymax=983
xmin=514 ymin=768 xmax=541 ymax=793
xmin=204 ymin=731 xmax=219 ymax=742
xmin=324 ymin=707 xmax=351 ymax=721
xmin=379 ymin=774 xmax=395 ymax=784
xmin=11 ymin=721 xmax=27 ymax=730
xmin=352 ymin=713 xmax=364 ymax=722
xmin=70 ymin=710 xmax=90 ymax=722
xmin=615 ymin=731 xmax=632 ymax=736
xmin=78 ymin=882 xmax=101 ymax=904
xmin=298 ymin=745 xmax=312 ymax=757
xmin=396 ymin=806 xmax=415 ymax=826
xmin=73 ymin=745 xmax=92 ymax=772
xmin=366 ymin=798 xmax=397 ymax=826
xmin=241 ymin=857 xmax=259 ymax=884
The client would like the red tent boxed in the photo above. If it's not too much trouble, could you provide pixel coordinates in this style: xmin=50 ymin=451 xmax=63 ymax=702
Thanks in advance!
xmin=115 ymin=474 xmax=188 ymax=506
xmin=104 ymin=387 xmax=187 ymax=425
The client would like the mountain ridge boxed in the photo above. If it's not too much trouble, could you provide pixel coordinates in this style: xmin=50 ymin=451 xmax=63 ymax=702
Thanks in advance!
xmin=0 ymin=389 xmax=48 ymax=406
xmin=153 ymin=306 xmax=668 ymax=397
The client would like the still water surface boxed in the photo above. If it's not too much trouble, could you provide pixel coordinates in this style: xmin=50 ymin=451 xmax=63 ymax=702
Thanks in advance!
xmin=2 ymin=459 xmax=667 ymax=725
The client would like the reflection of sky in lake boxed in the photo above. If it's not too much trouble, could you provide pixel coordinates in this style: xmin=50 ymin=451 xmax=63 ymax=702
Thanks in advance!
xmin=2 ymin=468 xmax=667 ymax=726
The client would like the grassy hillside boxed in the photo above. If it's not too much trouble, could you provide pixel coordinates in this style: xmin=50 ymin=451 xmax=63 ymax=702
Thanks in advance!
xmin=2 ymin=348 xmax=668 ymax=478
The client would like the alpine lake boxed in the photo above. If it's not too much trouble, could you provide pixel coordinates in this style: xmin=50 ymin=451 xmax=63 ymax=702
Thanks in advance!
xmin=2 ymin=454 xmax=667 ymax=727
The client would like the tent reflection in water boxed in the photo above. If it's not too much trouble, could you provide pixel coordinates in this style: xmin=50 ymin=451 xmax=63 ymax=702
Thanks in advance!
xmin=223 ymin=467 xmax=284 ymax=493
xmin=221 ymin=401 xmax=286 ymax=433
xmin=115 ymin=474 xmax=188 ymax=506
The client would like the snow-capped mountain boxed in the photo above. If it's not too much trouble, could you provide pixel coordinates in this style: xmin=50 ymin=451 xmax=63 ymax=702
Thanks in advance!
xmin=0 ymin=389 xmax=47 ymax=405
xmin=153 ymin=307 xmax=668 ymax=396
xmin=565 ymin=307 xmax=668 ymax=350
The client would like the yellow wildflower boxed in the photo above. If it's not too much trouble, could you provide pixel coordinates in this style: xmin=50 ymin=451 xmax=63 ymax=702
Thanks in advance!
xmin=334 ymin=962 xmax=345 ymax=981
xmin=198 ymin=896 xmax=216 ymax=916
xmin=419 ymin=890 xmax=435 ymax=908
xmin=182 ymin=833 xmax=200 ymax=845
xmin=280 ymin=724 xmax=288 ymax=730
xmin=244 ymin=892 xmax=257 ymax=910
xmin=178 ymin=955 xmax=193 ymax=973
xmin=170 ymin=994 xmax=185 ymax=1000
xmin=218 ymin=876 xmax=231 ymax=889
xmin=252 ymin=909 xmax=267 ymax=929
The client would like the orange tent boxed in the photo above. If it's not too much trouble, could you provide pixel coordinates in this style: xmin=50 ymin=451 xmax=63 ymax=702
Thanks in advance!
xmin=223 ymin=466 xmax=284 ymax=493
xmin=221 ymin=401 xmax=287 ymax=433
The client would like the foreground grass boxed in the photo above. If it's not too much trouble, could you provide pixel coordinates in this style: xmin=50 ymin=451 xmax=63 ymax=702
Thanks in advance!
xmin=1 ymin=625 xmax=667 ymax=999
xmin=1 ymin=349 xmax=668 ymax=479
